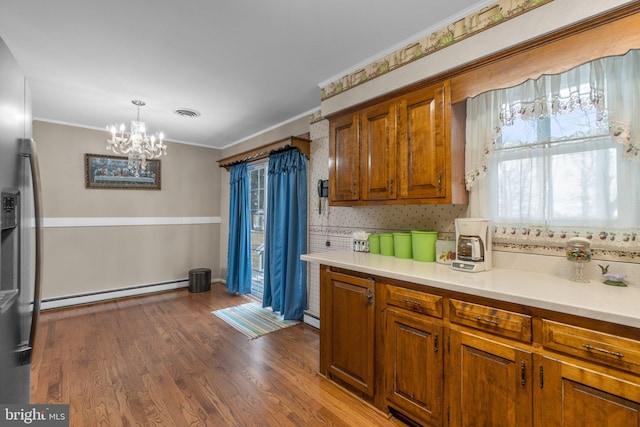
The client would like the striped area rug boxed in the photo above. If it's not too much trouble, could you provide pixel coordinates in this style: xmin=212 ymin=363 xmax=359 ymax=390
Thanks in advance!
xmin=212 ymin=302 xmax=299 ymax=340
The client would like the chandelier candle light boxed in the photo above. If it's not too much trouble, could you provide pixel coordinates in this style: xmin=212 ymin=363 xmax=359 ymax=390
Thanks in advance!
xmin=106 ymin=100 xmax=167 ymax=175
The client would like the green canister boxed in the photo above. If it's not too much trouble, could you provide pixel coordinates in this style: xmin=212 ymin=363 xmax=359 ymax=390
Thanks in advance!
xmin=379 ymin=233 xmax=394 ymax=256
xmin=368 ymin=234 xmax=380 ymax=254
xmin=393 ymin=232 xmax=413 ymax=259
xmin=411 ymin=230 xmax=438 ymax=262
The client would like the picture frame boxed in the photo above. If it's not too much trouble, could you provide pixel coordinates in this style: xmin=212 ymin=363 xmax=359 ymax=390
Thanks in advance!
xmin=84 ymin=153 xmax=161 ymax=190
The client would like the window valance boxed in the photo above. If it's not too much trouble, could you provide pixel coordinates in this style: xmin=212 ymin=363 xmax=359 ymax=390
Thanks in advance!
xmin=466 ymin=50 xmax=640 ymax=191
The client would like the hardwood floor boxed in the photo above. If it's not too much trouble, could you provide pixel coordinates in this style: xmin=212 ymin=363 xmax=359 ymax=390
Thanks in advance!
xmin=31 ymin=283 xmax=398 ymax=427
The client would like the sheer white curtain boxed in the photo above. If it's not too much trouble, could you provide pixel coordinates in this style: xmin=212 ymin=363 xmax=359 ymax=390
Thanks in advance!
xmin=466 ymin=50 xmax=640 ymax=240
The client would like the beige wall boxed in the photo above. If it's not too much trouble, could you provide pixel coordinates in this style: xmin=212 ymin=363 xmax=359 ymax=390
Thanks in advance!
xmin=34 ymin=120 xmax=222 ymax=299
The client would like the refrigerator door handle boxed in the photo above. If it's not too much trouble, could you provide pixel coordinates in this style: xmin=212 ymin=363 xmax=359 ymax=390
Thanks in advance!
xmin=19 ymin=138 xmax=43 ymax=365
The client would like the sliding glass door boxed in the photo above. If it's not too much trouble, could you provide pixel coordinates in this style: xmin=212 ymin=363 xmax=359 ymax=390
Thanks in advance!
xmin=248 ymin=162 xmax=267 ymax=300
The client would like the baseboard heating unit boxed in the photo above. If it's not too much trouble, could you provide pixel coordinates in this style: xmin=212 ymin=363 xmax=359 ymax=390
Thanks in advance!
xmin=39 ymin=279 xmax=197 ymax=310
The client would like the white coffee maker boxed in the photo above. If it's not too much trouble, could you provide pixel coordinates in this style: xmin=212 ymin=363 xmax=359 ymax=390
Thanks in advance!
xmin=451 ymin=218 xmax=492 ymax=272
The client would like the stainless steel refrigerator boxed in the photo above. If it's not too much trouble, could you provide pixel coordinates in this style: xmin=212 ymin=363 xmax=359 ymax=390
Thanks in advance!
xmin=0 ymin=36 xmax=43 ymax=404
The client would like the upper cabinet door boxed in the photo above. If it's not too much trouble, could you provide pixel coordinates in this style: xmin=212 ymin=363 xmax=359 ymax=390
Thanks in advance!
xmin=360 ymin=101 xmax=397 ymax=201
xmin=398 ymin=81 xmax=450 ymax=200
xmin=329 ymin=113 xmax=360 ymax=202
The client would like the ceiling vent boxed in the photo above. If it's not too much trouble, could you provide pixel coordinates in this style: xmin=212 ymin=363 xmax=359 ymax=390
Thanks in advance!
xmin=174 ymin=108 xmax=201 ymax=118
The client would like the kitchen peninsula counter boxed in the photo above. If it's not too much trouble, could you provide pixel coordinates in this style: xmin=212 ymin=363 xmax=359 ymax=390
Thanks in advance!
xmin=302 ymin=250 xmax=640 ymax=329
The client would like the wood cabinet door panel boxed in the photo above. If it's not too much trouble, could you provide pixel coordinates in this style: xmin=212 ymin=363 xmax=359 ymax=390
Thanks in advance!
xmin=398 ymin=82 xmax=449 ymax=200
xmin=329 ymin=113 xmax=360 ymax=202
xmin=540 ymin=357 xmax=640 ymax=427
xmin=449 ymin=330 xmax=533 ymax=427
xmin=326 ymin=271 xmax=375 ymax=396
xmin=361 ymin=102 xmax=397 ymax=200
xmin=386 ymin=309 xmax=443 ymax=426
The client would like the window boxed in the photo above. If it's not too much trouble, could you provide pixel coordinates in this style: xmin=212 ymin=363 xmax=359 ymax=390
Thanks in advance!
xmin=493 ymin=109 xmax=618 ymax=227
xmin=248 ymin=162 xmax=267 ymax=299
xmin=465 ymin=50 xmax=640 ymax=245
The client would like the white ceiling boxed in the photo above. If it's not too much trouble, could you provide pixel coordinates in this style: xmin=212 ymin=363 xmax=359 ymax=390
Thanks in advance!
xmin=0 ymin=0 xmax=489 ymax=149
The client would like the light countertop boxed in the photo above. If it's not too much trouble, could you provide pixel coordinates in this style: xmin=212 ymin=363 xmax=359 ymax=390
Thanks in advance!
xmin=301 ymin=250 xmax=640 ymax=329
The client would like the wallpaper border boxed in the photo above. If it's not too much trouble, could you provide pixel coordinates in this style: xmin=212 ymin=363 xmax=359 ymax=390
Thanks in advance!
xmin=320 ymin=0 xmax=553 ymax=100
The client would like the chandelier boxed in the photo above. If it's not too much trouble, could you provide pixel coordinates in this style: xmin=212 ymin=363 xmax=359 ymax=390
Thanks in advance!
xmin=106 ymin=100 xmax=167 ymax=175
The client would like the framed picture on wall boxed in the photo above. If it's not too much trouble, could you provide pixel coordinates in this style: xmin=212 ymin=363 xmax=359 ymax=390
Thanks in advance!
xmin=84 ymin=153 xmax=161 ymax=190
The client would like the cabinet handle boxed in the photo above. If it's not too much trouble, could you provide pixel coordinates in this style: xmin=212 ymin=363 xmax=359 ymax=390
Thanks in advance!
xmin=402 ymin=298 xmax=422 ymax=306
xmin=474 ymin=315 xmax=500 ymax=325
xmin=437 ymin=174 xmax=442 ymax=192
xmin=539 ymin=365 xmax=544 ymax=389
xmin=351 ymin=181 xmax=357 ymax=195
xmin=434 ymin=333 xmax=439 ymax=353
xmin=389 ymin=179 xmax=394 ymax=194
xmin=365 ymin=289 xmax=374 ymax=305
xmin=521 ymin=361 xmax=526 ymax=387
xmin=582 ymin=344 xmax=624 ymax=358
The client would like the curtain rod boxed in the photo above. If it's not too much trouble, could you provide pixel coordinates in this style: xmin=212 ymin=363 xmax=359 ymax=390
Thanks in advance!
xmin=217 ymin=135 xmax=311 ymax=170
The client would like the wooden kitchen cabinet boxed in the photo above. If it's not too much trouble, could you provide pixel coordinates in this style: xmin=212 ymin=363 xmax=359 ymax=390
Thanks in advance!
xmin=447 ymin=298 xmax=534 ymax=426
xmin=536 ymin=319 xmax=640 ymax=426
xmin=397 ymin=82 xmax=448 ymax=200
xmin=537 ymin=357 xmax=640 ymax=427
xmin=320 ymin=268 xmax=375 ymax=397
xmin=360 ymin=100 xmax=397 ymax=201
xmin=385 ymin=308 xmax=444 ymax=427
xmin=329 ymin=113 xmax=360 ymax=202
xmin=328 ymin=80 xmax=466 ymax=206
xmin=448 ymin=330 xmax=534 ymax=427
xmin=319 ymin=265 xmax=640 ymax=427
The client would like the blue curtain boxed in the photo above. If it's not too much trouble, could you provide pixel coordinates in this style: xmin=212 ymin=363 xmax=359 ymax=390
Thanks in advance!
xmin=263 ymin=149 xmax=308 ymax=320
xmin=225 ymin=163 xmax=252 ymax=294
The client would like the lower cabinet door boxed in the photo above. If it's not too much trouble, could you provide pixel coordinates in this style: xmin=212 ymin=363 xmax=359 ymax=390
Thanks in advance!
xmin=538 ymin=356 xmax=640 ymax=427
xmin=449 ymin=330 xmax=533 ymax=427
xmin=325 ymin=271 xmax=375 ymax=397
xmin=386 ymin=309 xmax=444 ymax=426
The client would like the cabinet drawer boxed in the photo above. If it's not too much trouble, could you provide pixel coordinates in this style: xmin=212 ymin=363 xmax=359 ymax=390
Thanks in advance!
xmin=542 ymin=320 xmax=640 ymax=375
xmin=385 ymin=285 xmax=443 ymax=318
xmin=449 ymin=299 xmax=532 ymax=342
